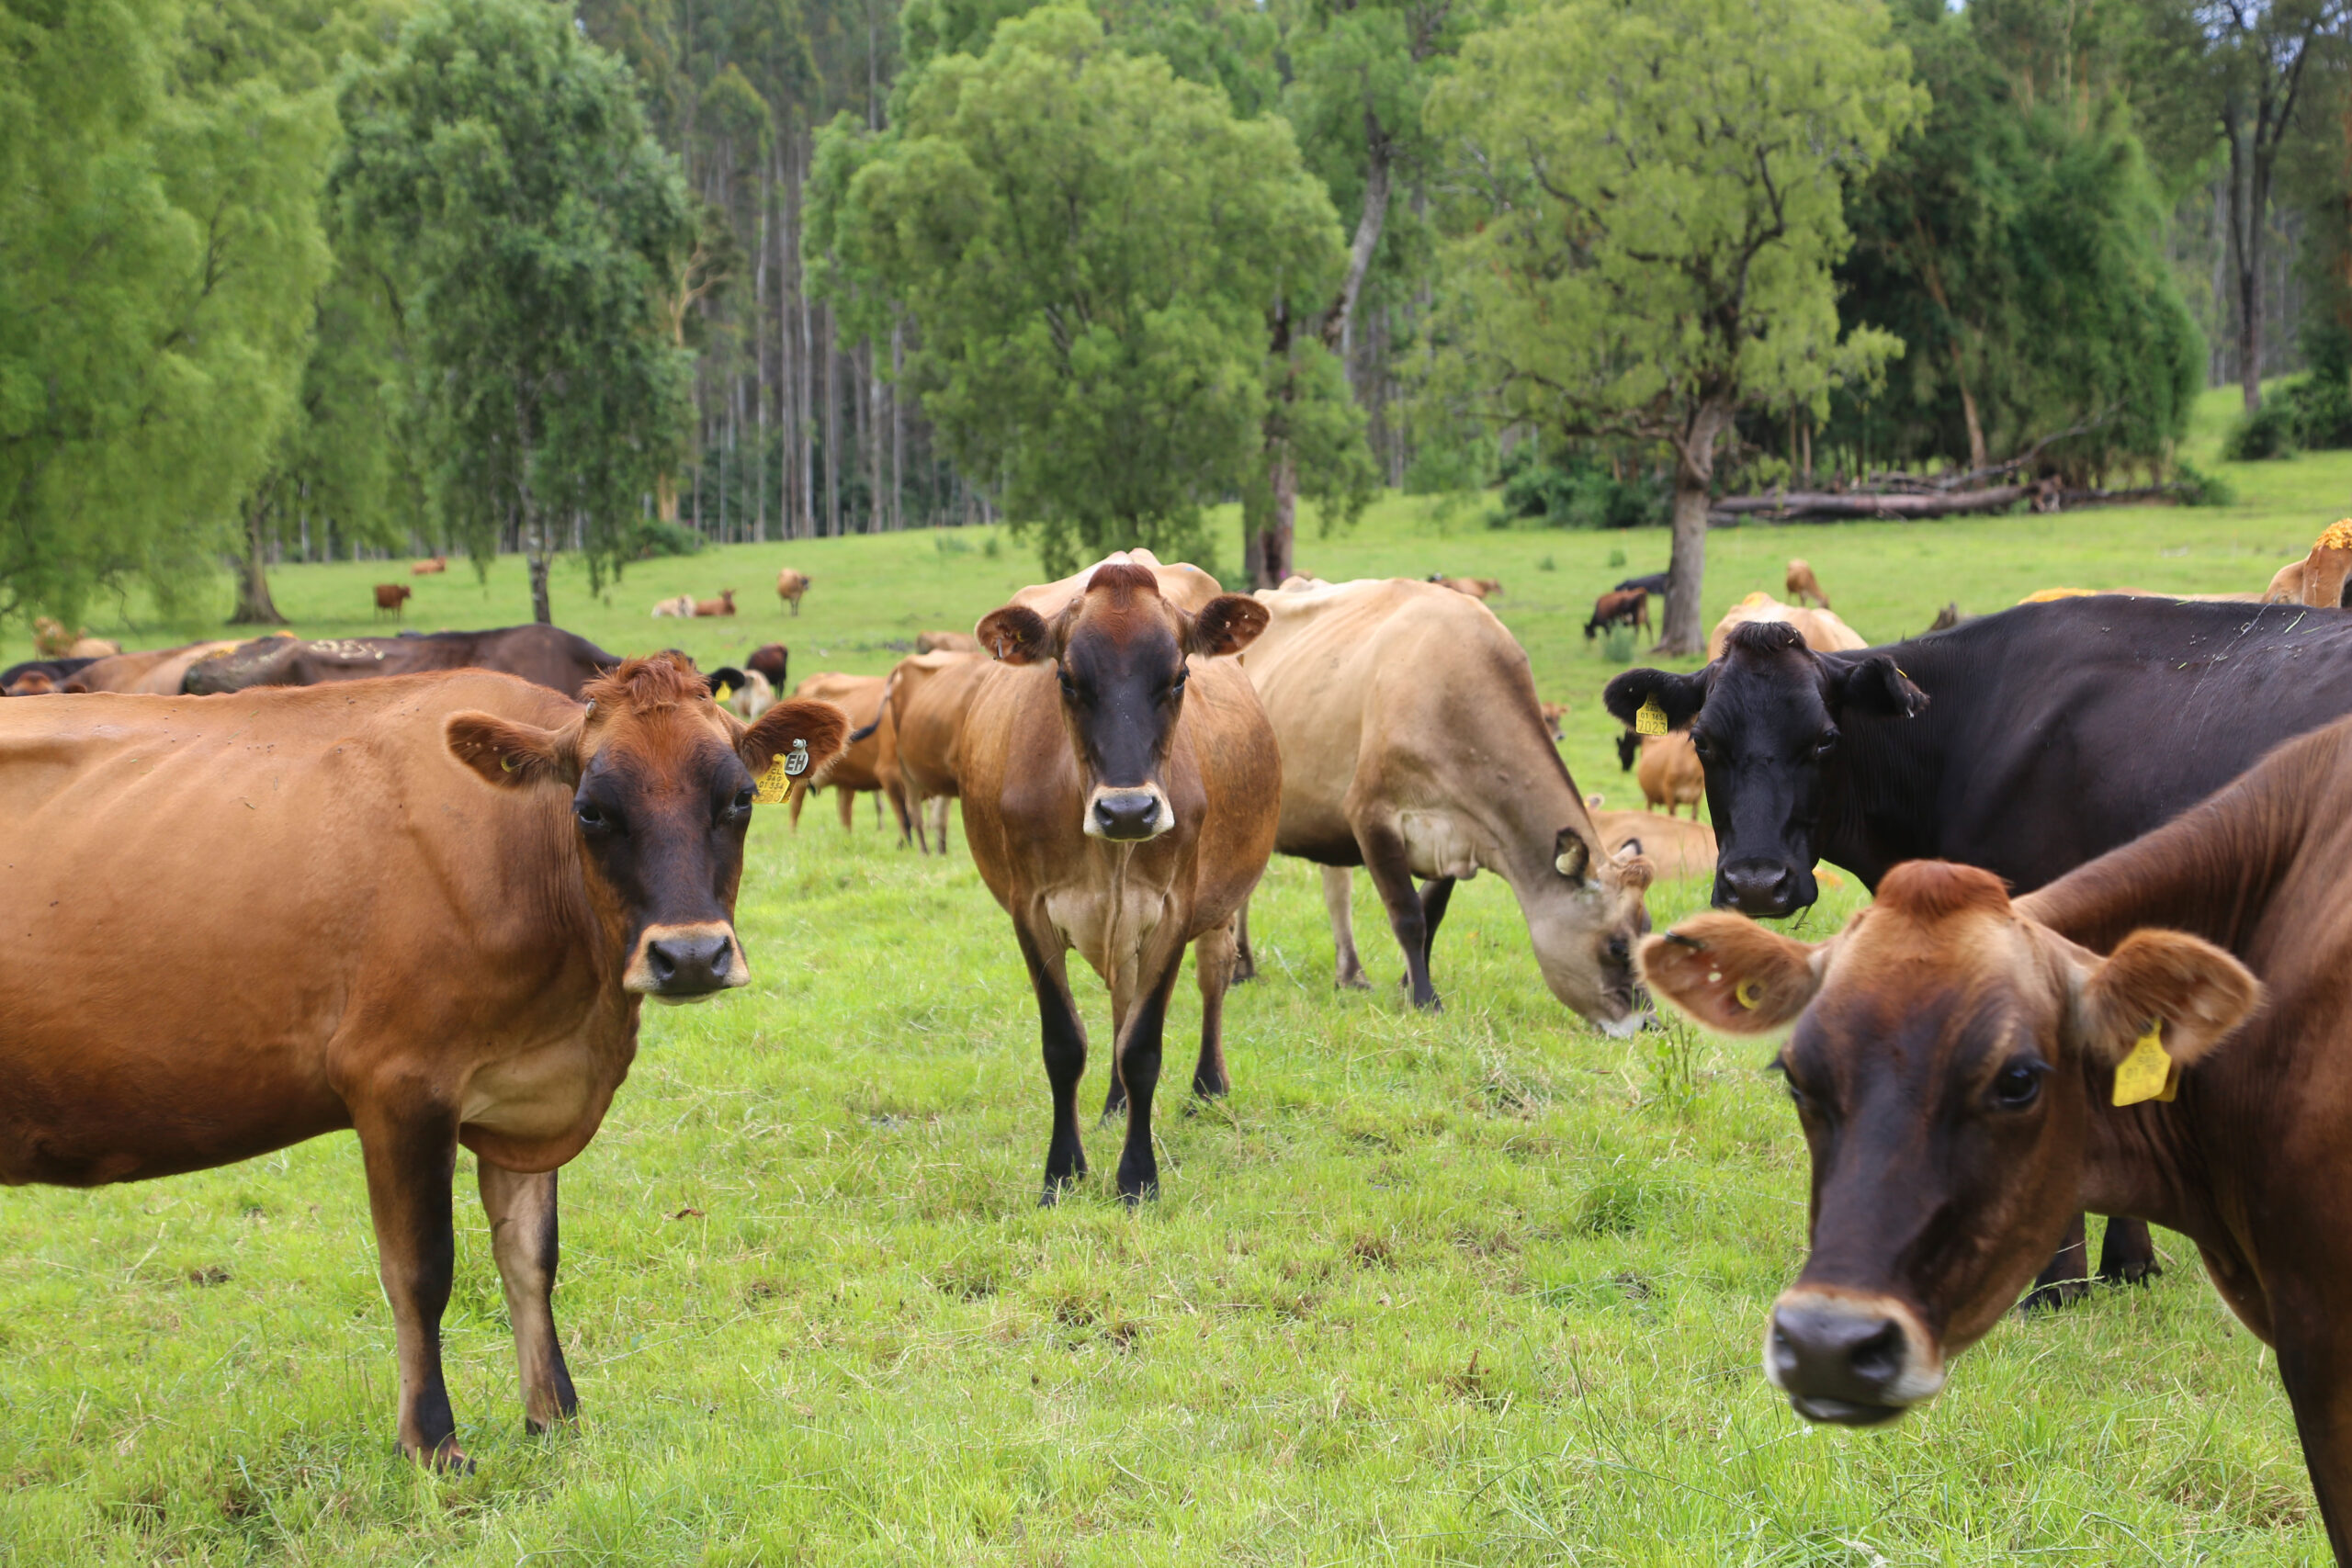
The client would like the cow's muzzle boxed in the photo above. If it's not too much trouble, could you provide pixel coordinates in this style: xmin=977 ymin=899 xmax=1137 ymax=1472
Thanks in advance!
xmin=1085 ymin=784 xmax=1172 ymax=842
xmin=1763 ymin=1288 xmax=1943 ymax=1426
xmin=1715 ymin=858 xmax=1807 ymax=919
xmin=625 ymin=921 xmax=751 ymax=1001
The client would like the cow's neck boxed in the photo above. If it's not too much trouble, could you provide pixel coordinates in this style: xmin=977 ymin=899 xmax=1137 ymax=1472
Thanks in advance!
xmin=1816 ymin=644 xmax=1948 ymax=889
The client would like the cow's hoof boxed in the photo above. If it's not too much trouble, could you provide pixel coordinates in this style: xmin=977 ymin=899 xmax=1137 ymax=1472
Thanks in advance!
xmin=406 ymin=1437 xmax=473 ymax=1474
xmin=2103 ymin=1260 xmax=2163 ymax=1289
xmin=2021 ymin=1279 xmax=2090 ymax=1314
xmin=1116 ymin=1165 xmax=1158 ymax=1205
xmin=1190 ymin=1077 xmax=1228 ymax=1100
xmin=1337 ymin=973 xmax=1372 ymax=991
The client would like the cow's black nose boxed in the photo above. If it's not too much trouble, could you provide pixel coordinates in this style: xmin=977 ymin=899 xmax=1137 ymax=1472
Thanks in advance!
xmin=1717 ymin=861 xmax=1796 ymax=917
xmin=646 ymin=931 xmax=735 ymax=994
xmin=1092 ymin=792 xmax=1161 ymax=840
xmin=1770 ymin=1303 xmax=1908 ymax=1423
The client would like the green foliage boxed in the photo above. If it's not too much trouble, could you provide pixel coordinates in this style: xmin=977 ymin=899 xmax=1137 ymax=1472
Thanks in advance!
xmin=2172 ymin=458 xmax=2237 ymax=507
xmin=2223 ymin=402 xmax=2303 ymax=461
xmin=0 ymin=0 xmax=336 ymax=626
xmin=1490 ymin=447 xmax=1667 ymax=531
xmin=813 ymin=2 xmax=1347 ymax=576
xmin=626 ymin=517 xmax=707 ymax=558
xmin=1832 ymin=0 xmax=2203 ymax=478
xmin=335 ymin=0 xmax=697 ymax=619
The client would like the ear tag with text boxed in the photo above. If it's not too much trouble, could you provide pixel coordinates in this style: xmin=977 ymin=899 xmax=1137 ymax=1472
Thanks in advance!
xmin=783 ymin=738 xmax=811 ymax=777
xmin=751 ymin=739 xmax=810 ymax=807
xmin=1634 ymin=695 xmax=1668 ymax=737
xmin=2111 ymin=1024 xmax=2178 ymax=1107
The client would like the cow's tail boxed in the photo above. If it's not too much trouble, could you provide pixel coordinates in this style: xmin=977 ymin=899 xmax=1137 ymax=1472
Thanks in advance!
xmin=846 ymin=669 xmax=900 ymax=744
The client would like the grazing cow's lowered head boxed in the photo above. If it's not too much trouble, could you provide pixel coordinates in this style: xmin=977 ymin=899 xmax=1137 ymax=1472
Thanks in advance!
xmin=1604 ymin=620 xmax=1927 ymax=917
xmin=976 ymin=562 xmax=1268 ymax=842
xmin=1640 ymin=862 xmax=2257 ymax=1427
xmin=445 ymin=652 xmax=849 ymax=1000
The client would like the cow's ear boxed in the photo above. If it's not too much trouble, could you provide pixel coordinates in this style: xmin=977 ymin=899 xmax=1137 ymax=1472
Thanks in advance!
xmin=740 ymin=697 xmax=852 ymax=780
xmin=447 ymin=711 xmax=581 ymax=788
xmin=976 ymin=605 xmax=1055 ymax=665
xmin=1640 ymin=912 xmax=1822 ymax=1033
xmin=2075 ymin=928 xmax=2259 ymax=1069
xmin=1185 ymin=594 xmax=1270 ymax=658
xmin=1829 ymin=654 xmax=1928 ymax=718
xmin=1602 ymin=666 xmax=1711 ymax=730
xmin=705 ymin=666 xmax=748 ymax=703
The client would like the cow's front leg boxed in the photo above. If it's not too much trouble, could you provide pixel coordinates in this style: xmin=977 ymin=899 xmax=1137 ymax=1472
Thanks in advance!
xmin=1359 ymin=822 xmax=1439 ymax=1010
xmin=356 ymin=1094 xmax=466 ymax=1467
xmin=1230 ymin=901 xmax=1258 ymax=985
xmin=1192 ymin=919 xmax=1237 ymax=1098
xmin=2098 ymin=1215 xmax=2161 ymax=1286
xmin=1417 ymin=877 xmax=1457 ymax=972
xmin=1114 ymin=949 xmax=1187 ymax=1202
xmin=2023 ymin=1213 xmax=2091 ymax=1312
xmin=1321 ymin=865 xmax=1372 ymax=989
xmin=479 ymin=1162 xmax=578 ymax=1434
xmin=1015 ymin=924 xmax=1091 ymax=1202
xmin=2273 ymin=1299 xmax=2352 ymax=1561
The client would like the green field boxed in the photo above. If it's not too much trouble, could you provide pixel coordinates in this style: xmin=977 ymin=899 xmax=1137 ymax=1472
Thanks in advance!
xmin=4 ymin=387 xmax=2346 ymax=1562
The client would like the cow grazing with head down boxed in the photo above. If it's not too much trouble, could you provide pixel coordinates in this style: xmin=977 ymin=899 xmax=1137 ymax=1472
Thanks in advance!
xmin=1638 ymin=716 xmax=2352 ymax=1553
xmin=1605 ymin=595 xmax=2352 ymax=1301
xmin=1783 ymin=558 xmax=1831 ymax=609
xmin=186 ymin=626 xmax=619 ymax=700
xmin=961 ymin=556 xmax=1279 ymax=1203
xmin=1585 ymin=588 xmax=1651 ymax=640
xmin=1233 ymin=577 xmax=1649 ymax=1024
xmin=0 ymin=655 xmax=847 ymax=1464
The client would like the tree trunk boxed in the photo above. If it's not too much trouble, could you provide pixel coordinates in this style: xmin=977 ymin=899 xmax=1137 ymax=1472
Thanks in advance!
xmin=1264 ymin=446 xmax=1296 ymax=585
xmin=228 ymin=491 xmax=287 ymax=625
xmin=1657 ymin=402 xmax=1727 ymax=656
xmin=2229 ymin=117 xmax=2265 ymax=412
xmin=1957 ymin=375 xmax=1988 ymax=472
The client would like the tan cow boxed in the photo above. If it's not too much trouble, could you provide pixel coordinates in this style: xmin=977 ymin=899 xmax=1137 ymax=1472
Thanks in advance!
xmin=650 ymin=594 xmax=695 ymax=618
xmin=1591 ymin=809 xmax=1715 ymax=882
xmin=1784 ymin=558 xmax=1831 ymax=609
xmin=885 ymin=649 xmax=991 ymax=854
xmin=1706 ymin=592 xmax=1868 ymax=660
xmin=64 ymin=639 xmax=246 ymax=694
xmin=694 ymin=589 xmax=737 ymax=617
xmin=2264 ymin=518 xmax=2352 ymax=607
xmin=1236 ymin=577 xmax=1650 ymax=1026
xmin=775 ymin=568 xmax=811 ymax=615
xmin=0 ymin=656 xmax=847 ymax=1462
xmin=1635 ymin=731 xmax=1703 ymax=817
xmin=785 ymin=671 xmax=910 ymax=840
xmin=916 ymin=630 xmax=981 ymax=654
xmin=1431 ymin=575 xmax=1502 ymax=599
xmin=67 ymin=637 xmax=120 ymax=659
xmin=412 ymin=555 xmax=448 ymax=575
xmin=961 ymin=554 xmax=1278 ymax=1202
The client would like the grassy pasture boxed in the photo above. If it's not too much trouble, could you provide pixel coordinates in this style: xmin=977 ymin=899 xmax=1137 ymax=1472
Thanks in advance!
xmin=3 ymin=385 xmax=2347 ymax=1562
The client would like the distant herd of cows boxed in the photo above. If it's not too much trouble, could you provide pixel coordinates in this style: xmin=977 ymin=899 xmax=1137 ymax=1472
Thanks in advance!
xmin=15 ymin=528 xmax=2352 ymax=1555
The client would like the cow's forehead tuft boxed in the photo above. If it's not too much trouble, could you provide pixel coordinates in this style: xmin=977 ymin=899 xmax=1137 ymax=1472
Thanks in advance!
xmin=582 ymin=651 xmax=713 ymax=715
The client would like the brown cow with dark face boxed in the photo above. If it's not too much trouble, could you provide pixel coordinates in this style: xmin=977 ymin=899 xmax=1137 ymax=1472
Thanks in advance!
xmin=0 ymin=655 xmax=846 ymax=1464
xmin=962 ymin=557 xmax=1278 ymax=1203
xmin=1635 ymin=716 xmax=2352 ymax=1547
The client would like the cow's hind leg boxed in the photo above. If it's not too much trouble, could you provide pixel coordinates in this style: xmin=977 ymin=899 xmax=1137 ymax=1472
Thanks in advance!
xmin=1417 ymin=877 xmax=1457 ymax=975
xmin=1322 ymin=865 xmax=1372 ymax=990
xmin=479 ymin=1163 xmax=578 ymax=1434
xmin=1015 ymin=926 xmax=1091 ymax=1203
xmin=356 ymin=1098 xmax=468 ymax=1467
xmin=1359 ymin=822 xmax=1439 ymax=1009
xmin=1114 ymin=950 xmax=1187 ymax=1203
xmin=2023 ymin=1213 xmax=2093 ymax=1311
xmin=2098 ymin=1215 xmax=2161 ymax=1286
xmin=1192 ymin=920 xmax=1236 ymax=1099
xmin=1230 ymin=900 xmax=1258 ymax=985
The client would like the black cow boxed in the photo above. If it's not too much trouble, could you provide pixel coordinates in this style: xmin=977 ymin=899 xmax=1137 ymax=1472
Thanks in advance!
xmin=1 ymin=657 xmax=97 ymax=696
xmin=185 ymin=626 xmax=619 ymax=700
xmin=1614 ymin=571 xmax=1670 ymax=596
xmin=1605 ymin=595 xmax=2352 ymax=1298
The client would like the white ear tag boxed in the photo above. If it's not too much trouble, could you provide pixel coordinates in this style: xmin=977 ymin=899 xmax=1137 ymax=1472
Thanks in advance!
xmin=782 ymin=738 xmax=811 ymax=777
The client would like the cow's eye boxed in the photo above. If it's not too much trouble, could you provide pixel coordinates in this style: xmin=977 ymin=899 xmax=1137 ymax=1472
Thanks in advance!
xmin=730 ymin=786 xmax=755 ymax=814
xmin=1689 ymin=731 xmax=1714 ymax=763
xmin=1605 ymin=935 xmax=1631 ymax=967
xmin=1170 ymin=668 xmax=1189 ymax=698
xmin=576 ymin=799 xmax=610 ymax=829
xmin=1992 ymin=1061 xmax=2044 ymax=1110
xmin=1057 ymin=669 xmax=1076 ymax=700
xmin=1813 ymin=728 xmax=1840 ymax=759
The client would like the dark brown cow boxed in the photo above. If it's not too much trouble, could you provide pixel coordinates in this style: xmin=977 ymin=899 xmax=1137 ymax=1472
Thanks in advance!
xmin=375 ymin=582 xmax=413 ymax=621
xmin=1585 ymin=588 xmax=1651 ymax=640
xmin=962 ymin=557 xmax=1278 ymax=1203
xmin=1637 ymin=716 xmax=2352 ymax=1551
xmin=0 ymin=657 xmax=96 ymax=695
xmin=0 ymin=656 xmax=847 ymax=1463
xmin=745 ymin=643 xmax=789 ymax=691
xmin=185 ymin=626 xmax=619 ymax=699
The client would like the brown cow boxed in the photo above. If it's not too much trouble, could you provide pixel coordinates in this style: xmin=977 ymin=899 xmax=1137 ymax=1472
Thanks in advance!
xmin=745 ymin=643 xmax=789 ymax=691
xmin=1634 ymin=730 xmax=1703 ymax=818
xmin=1236 ymin=577 xmax=1650 ymax=1023
xmin=1585 ymin=588 xmax=1651 ymax=640
xmin=1 ymin=657 xmax=97 ymax=695
xmin=185 ymin=626 xmax=618 ymax=700
xmin=64 ymin=639 xmax=246 ymax=694
xmin=694 ymin=589 xmax=737 ymax=617
xmin=412 ymin=555 xmax=448 ymax=575
xmin=916 ymin=629 xmax=981 ymax=654
xmin=2264 ymin=519 xmax=2352 ymax=607
xmin=775 ymin=568 xmax=811 ymax=615
xmin=962 ymin=556 xmax=1278 ymax=1202
xmin=885 ymin=649 xmax=991 ymax=854
xmin=785 ymin=671 xmax=910 ymax=840
xmin=1539 ymin=700 xmax=1567 ymax=740
xmin=374 ymin=582 xmax=413 ymax=621
xmin=30 ymin=617 xmax=77 ymax=658
xmin=1591 ymin=809 xmax=1715 ymax=882
xmin=67 ymin=637 xmax=119 ymax=659
xmin=1431 ymin=575 xmax=1502 ymax=599
xmin=0 ymin=656 xmax=848 ymax=1463
xmin=1636 ymin=716 xmax=2352 ymax=1551
xmin=1706 ymin=592 xmax=1868 ymax=659
xmin=1783 ymin=558 xmax=1831 ymax=609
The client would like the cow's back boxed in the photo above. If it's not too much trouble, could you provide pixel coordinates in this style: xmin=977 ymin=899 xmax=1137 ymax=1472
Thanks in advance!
xmin=0 ymin=675 xmax=592 ymax=1184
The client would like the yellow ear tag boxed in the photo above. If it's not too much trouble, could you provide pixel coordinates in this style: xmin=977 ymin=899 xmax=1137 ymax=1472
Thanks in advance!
xmin=2111 ymin=1025 xmax=2178 ymax=1107
xmin=1634 ymin=695 xmax=1668 ymax=737
xmin=713 ymin=682 xmax=733 ymax=704
xmin=1734 ymin=977 xmax=1761 ymax=1010
xmin=752 ymin=759 xmax=794 ymax=806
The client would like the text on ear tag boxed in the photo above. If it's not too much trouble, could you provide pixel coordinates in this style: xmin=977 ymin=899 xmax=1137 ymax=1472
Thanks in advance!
xmin=782 ymin=738 xmax=811 ymax=777
xmin=752 ymin=759 xmax=795 ymax=806
xmin=1634 ymin=695 xmax=1668 ymax=737
xmin=2112 ymin=1025 xmax=2177 ymax=1107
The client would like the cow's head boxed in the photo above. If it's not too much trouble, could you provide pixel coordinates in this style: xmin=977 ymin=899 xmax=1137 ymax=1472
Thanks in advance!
xmin=974 ymin=562 xmax=1267 ymax=841
xmin=445 ymin=653 xmax=849 ymax=1001
xmin=1521 ymin=829 xmax=1655 ymax=1033
xmin=1605 ymin=621 xmax=1926 ymax=917
xmin=1640 ymin=862 xmax=2257 ymax=1427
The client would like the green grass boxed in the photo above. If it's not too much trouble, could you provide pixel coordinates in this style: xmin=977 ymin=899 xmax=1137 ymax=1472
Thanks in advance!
xmin=3 ymin=394 xmax=2344 ymax=1562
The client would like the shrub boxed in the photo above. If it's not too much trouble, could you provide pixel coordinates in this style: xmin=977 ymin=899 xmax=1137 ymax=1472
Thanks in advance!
xmin=2222 ymin=402 xmax=2300 ymax=461
xmin=2172 ymin=459 xmax=2236 ymax=508
xmin=1490 ymin=447 xmax=1667 ymax=529
xmin=627 ymin=519 xmax=706 ymax=558
xmin=2278 ymin=373 xmax=2352 ymax=450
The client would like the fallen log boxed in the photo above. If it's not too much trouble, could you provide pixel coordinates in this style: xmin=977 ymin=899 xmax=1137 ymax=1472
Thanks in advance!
xmin=1713 ymin=484 xmax=2034 ymax=521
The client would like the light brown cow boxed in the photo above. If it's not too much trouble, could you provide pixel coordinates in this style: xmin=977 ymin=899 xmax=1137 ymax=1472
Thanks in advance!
xmin=66 ymin=637 xmax=120 ymax=659
xmin=1539 ymin=700 xmax=1567 ymax=740
xmin=1783 ymin=558 xmax=1831 ymax=609
xmin=412 ymin=555 xmax=448 ymax=576
xmin=775 ymin=568 xmax=811 ymax=615
xmin=1636 ymin=730 xmax=1704 ymax=818
xmin=0 ymin=656 xmax=848 ymax=1463
xmin=650 ymin=593 xmax=695 ymax=618
xmin=785 ymin=671 xmax=910 ymax=840
xmin=916 ymin=630 xmax=981 ymax=655
xmin=885 ymin=649 xmax=991 ymax=854
xmin=64 ymin=639 xmax=247 ymax=694
xmin=2263 ymin=520 xmax=2352 ymax=607
xmin=1591 ymin=809 xmax=1715 ymax=882
xmin=1706 ymin=592 xmax=1868 ymax=660
xmin=31 ymin=617 xmax=77 ymax=658
xmin=962 ymin=555 xmax=1279 ymax=1202
xmin=1236 ymin=577 xmax=1650 ymax=1025
xmin=1431 ymin=575 xmax=1502 ymax=599
xmin=374 ymin=582 xmax=413 ymax=621
xmin=694 ymin=589 xmax=737 ymax=617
